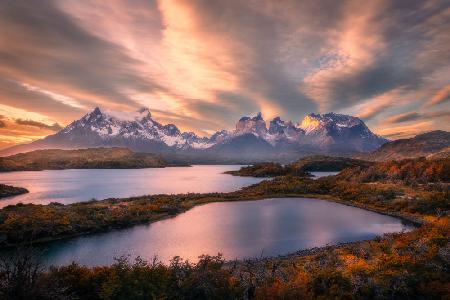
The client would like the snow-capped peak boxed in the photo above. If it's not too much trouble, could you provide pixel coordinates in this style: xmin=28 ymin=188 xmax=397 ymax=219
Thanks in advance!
xmin=59 ymin=107 xmax=213 ymax=150
xmin=53 ymin=108 xmax=386 ymax=155
xmin=300 ymin=112 xmax=364 ymax=133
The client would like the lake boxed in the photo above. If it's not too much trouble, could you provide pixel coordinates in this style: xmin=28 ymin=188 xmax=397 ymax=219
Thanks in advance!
xmin=35 ymin=197 xmax=411 ymax=267
xmin=0 ymin=165 xmax=265 ymax=208
xmin=0 ymin=166 xmax=337 ymax=208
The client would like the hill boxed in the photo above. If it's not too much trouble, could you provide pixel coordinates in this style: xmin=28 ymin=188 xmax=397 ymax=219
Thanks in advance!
xmin=359 ymin=130 xmax=450 ymax=161
xmin=338 ymin=157 xmax=450 ymax=185
xmin=0 ymin=148 xmax=169 ymax=172
xmin=226 ymin=155 xmax=372 ymax=177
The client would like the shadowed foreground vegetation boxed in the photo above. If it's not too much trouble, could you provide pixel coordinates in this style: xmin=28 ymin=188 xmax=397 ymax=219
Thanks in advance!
xmin=0 ymin=148 xmax=172 ymax=172
xmin=0 ymin=218 xmax=448 ymax=299
xmin=0 ymin=157 xmax=449 ymax=299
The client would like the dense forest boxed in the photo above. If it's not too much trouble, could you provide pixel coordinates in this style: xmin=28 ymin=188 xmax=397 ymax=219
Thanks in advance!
xmin=0 ymin=148 xmax=171 ymax=172
xmin=0 ymin=157 xmax=449 ymax=299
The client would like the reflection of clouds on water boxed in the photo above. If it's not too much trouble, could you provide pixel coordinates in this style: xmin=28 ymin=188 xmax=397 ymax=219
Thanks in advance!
xmin=35 ymin=198 xmax=413 ymax=267
xmin=311 ymin=171 xmax=339 ymax=179
xmin=0 ymin=165 xmax=263 ymax=208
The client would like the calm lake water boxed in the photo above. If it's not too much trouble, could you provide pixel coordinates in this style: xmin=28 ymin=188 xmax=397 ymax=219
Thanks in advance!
xmin=35 ymin=198 xmax=411 ymax=267
xmin=0 ymin=165 xmax=266 ymax=208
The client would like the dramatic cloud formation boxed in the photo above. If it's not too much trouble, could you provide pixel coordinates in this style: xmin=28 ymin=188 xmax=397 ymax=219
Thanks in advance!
xmin=0 ymin=0 xmax=449 ymax=148
xmin=15 ymin=119 xmax=63 ymax=131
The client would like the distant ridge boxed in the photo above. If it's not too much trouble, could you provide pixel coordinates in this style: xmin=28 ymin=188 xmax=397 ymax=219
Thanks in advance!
xmin=0 ymin=147 xmax=168 ymax=171
xmin=357 ymin=130 xmax=450 ymax=161
xmin=0 ymin=107 xmax=387 ymax=161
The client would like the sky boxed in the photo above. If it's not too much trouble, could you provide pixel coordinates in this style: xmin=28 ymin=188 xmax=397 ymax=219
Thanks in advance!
xmin=0 ymin=0 xmax=450 ymax=150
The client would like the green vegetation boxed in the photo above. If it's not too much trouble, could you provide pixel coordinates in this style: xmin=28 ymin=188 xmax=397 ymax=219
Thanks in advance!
xmin=226 ymin=155 xmax=372 ymax=177
xmin=0 ymin=184 xmax=28 ymax=199
xmin=0 ymin=148 xmax=172 ymax=171
xmin=0 ymin=157 xmax=449 ymax=299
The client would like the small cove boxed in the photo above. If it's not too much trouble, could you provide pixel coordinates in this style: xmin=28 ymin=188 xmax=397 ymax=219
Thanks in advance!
xmin=32 ymin=197 xmax=412 ymax=267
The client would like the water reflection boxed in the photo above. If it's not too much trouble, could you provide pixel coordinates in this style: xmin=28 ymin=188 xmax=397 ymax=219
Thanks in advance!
xmin=311 ymin=171 xmax=339 ymax=178
xmin=36 ymin=198 xmax=412 ymax=266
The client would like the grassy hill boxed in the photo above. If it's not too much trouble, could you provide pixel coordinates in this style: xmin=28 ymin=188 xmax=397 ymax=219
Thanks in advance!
xmin=0 ymin=148 xmax=169 ymax=172
xmin=359 ymin=130 xmax=450 ymax=161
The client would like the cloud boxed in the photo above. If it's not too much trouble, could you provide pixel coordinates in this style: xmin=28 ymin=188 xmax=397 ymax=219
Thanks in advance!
xmin=15 ymin=119 xmax=63 ymax=131
xmin=425 ymin=84 xmax=450 ymax=107
xmin=355 ymin=88 xmax=408 ymax=120
xmin=385 ymin=112 xmax=421 ymax=124
xmin=375 ymin=121 xmax=435 ymax=139
xmin=20 ymin=82 xmax=85 ymax=109
xmin=0 ymin=120 xmax=5 ymax=128
xmin=385 ymin=110 xmax=450 ymax=124
xmin=0 ymin=0 xmax=450 ymax=147
xmin=0 ymin=0 xmax=165 ymax=111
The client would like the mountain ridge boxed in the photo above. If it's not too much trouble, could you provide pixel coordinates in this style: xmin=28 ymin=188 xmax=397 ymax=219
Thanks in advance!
xmin=357 ymin=130 xmax=450 ymax=161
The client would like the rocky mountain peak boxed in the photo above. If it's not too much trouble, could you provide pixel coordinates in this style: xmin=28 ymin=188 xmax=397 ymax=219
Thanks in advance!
xmin=136 ymin=107 xmax=152 ymax=122
xmin=236 ymin=112 xmax=267 ymax=135
xmin=92 ymin=107 xmax=102 ymax=116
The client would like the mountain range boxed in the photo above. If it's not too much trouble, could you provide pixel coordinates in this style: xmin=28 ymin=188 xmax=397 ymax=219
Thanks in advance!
xmin=1 ymin=107 xmax=388 ymax=162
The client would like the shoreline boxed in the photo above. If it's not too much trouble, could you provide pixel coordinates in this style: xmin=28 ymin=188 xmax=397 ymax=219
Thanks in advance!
xmin=0 ymin=191 xmax=424 ymax=250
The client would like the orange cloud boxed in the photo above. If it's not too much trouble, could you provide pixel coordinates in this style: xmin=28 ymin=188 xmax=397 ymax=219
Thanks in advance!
xmin=425 ymin=84 xmax=450 ymax=108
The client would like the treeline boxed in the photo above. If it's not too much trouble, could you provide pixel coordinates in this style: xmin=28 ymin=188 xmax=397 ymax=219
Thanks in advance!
xmin=1 ymin=218 xmax=448 ymax=299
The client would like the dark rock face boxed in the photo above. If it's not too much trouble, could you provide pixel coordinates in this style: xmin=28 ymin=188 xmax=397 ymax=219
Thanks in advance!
xmin=235 ymin=112 xmax=267 ymax=136
xmin=0 ymin=108 xmax=390 ymax=161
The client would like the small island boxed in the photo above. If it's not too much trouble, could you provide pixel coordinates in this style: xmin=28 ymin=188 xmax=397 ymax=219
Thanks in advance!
xmin=0 ymin=147 xmax=178 ymax=172
xmin=0 ymin=184 xmax=28 ymax=199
